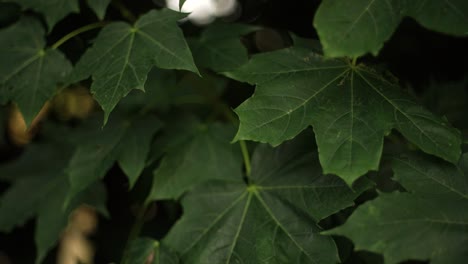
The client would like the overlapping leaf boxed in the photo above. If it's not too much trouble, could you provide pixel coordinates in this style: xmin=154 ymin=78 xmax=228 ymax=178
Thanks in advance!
xmin=190 ymin=23 xmax=258 ymax=72
xmin=226 ymin=45 xmax=461 ymax=184
xmin=0 ymin=143 xmax=107 ymax=264
xmin=164 ymin=134 xmax=371 ymax=263
xmin=150 ymin=118 xmax=241 ymax=200
xmin=314 ymin=0 xmax=468 ymax=57
xmin=71 ymin=8 xmax=198 ymax=123
xmin=0 ymin=17 xmax=72 ymax=125
xmin=7 ymin=0 xmax=79 ymax=29
xmin=87 ymin=0 xmax=111 ymax=20
xmin=326 ymin=153 xmax=468 ymax=264
xmin=127 ymin=238 xmax=179 ymax=264
xmin=66 ymin=114 xmax=162 ymax=200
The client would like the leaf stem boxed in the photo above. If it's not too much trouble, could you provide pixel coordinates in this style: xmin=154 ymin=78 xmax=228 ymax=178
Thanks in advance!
xmin=51 ymin=21 xmax=108 ymax=49
xmin=351 ymin=57 xmax=358 ymax=66
xmin=121 ymin=201 xmax=151 ymax=264
xmin=239 ymin=140 xmax=252 ymax=178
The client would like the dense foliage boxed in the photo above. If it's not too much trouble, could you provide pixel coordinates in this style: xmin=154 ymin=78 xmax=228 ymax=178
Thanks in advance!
xmin=0 ymin=0 xmax=467 ymax=263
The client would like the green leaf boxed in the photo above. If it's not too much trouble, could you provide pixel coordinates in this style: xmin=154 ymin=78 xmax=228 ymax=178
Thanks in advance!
xmin=71 ymin=8 xmax=198 ymax=123
xmin=0 ymin=143 xmax=107 ymax=264
xmin=179 ymin=0 xmax=186 ymax=11
xmin=127 ymin=238 xmax=179 ymax=264
xmin=35 ymin=182 xmax=107 ymax=264
xmin=150 ymin=122 xmax=242 ymax=200
xmin=226 ymin=45 xmax=461 ymax=184
xmin=314 ymin=0 xmax=468 ymax=58
xmin=67 ymin=114 xmax=162 ymax=198
xmin=0 ymin=17 xmax=72 ymax=125
xmin=7 ymin=0 xmax=79 ymax=29
xmin=118 ymin=116 xmax=163 ymax=188
xmin=164 ymin=134 xmax=371 ymax=263
xmin=190 ymin=23 xmax=258 ymax=72
xmin=0 ymin=143 xmax=72 ymax=232
xmin=325 ymin=153 xmax=468 ymax=264
xmin=86 ymin=0 xmax=111 ymax=20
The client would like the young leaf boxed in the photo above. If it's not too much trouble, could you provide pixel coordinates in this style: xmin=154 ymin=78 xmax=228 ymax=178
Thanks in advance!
xmin=0 ymin=18 xmax=72 ymax=126
xmin=7 ymin=0 xmax=79 ymax=29
xmin=314 ymin=0 xmax=468 ymax=58
xmin=127 ymin=238 xmax=179 ymax=264
xmin=66 ymin=114 xmax=162 ymax=199
xmin=226 ymin=45 xmax=461 ymax=184
xmin=325 ymin=153 xmax=468 ymax=264
xmin=86 ymin=0 xmax=111 ymax=20
xmin=164 ymin=135 xmax=371 ymax=263
xmin=71 ymin=8 xmax=198 ymax=123
xmin=149 ymin=122 xmax=242 ymax=200
xmin=190 ymin=23 xmax=258 ymax=72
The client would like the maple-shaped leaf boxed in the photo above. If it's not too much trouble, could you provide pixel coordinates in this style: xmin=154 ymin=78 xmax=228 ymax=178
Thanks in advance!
xmin=66 ymin=114 xmax=162 ymax=200
xmin=314 ymin=0 xmax=468 ymax=57
xmin=127 ymin=238 xmax=179 ymax=264
xmin=6 ymin=0 xmax=79 ymax=29
xmin=0 ymin=143 xmax=107 ymax=264
xmin=71 ymin=8 xmax=198 ymax=123
xmin=226 ymin=45 xmax=461 ymax=184
xmin=149 ymin=119 xmax=242 ymax=200
xmin=164 ymin=134 xmax=372 ymax=263
xmin=0 ymin=17 xmax=72 ymax=125
xmin=325 ymin=153 xmax=468 ymax=264
xmin=86 ymin=0 xmax=111 ymax=20
xmin=189 ymin=23 xmax=258 ymax=72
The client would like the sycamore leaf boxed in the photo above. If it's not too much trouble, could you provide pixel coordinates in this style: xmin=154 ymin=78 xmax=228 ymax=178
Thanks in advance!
xmin=66 ymin=114 xmax=162 ymax=200
xmin=325 ymin=153 xmax=468 ymax=264
xmin=6 ymin=0 xmax=79 ymax=29
xmin=314 ymin=0 xmax=468 ymax=58
xmin=150 ymin=122 xmax=242 ymax=200
xmin=164 ymin=134 xmax=372 ymax=263
xmin=127 ymin=238 xmax=179 ymax=264
xmin=71 ymin=8 xmax=198 ymax=123
xmin=86 ymin=0 xmax=111 ymax=20
xmin=0 ymin=143 xmax=107 ymax=264
xmin=0 ymin=17 xmax=72 ymax=125
xmin=226 ymin=45 xmax=461 ymax=184
xmin=190 ymin=23 xmax=258 ymax=72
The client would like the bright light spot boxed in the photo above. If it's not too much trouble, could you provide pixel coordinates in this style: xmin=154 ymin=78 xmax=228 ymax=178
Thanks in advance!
xmin=166 ymin=0 xmax=238 ymax=25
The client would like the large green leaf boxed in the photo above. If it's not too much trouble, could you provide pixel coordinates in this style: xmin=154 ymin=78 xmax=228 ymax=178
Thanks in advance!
xmin=150 ymin=122 xmax=242 ymax=200
xmin=71 ymin=8 xmax=198 ymax=123
xmin=66 ymin=114 xmax=162 ymax=199
xmin=127 ymin=238 xmax=179 ymax=264
xmin=164 ymin=134 xmax=371 ymax=263
xmin=0 ymin=143 xmax=107 ymax=264
xmin=325 ymin=153 xmax=468 ymax=264
xmin=0 ymin=17 xmax=72 ymax=125
xmin=190 ymin=23 xmax=258 ymax=72
xmin=314 ymin=0 xmax=468 ymax=58
xmin=5 ymin=0 xmax=79 ymax=29
xmin=226 ymin=45 xmax=461 ymax=184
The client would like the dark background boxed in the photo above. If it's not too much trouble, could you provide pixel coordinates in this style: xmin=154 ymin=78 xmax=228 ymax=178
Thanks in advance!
xmin=1 ymin=0 xmax=467 ymax=263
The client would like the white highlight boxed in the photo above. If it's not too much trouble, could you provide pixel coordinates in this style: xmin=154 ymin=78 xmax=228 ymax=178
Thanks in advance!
xmin=166 ymin=0 xmax=238 ymax=25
